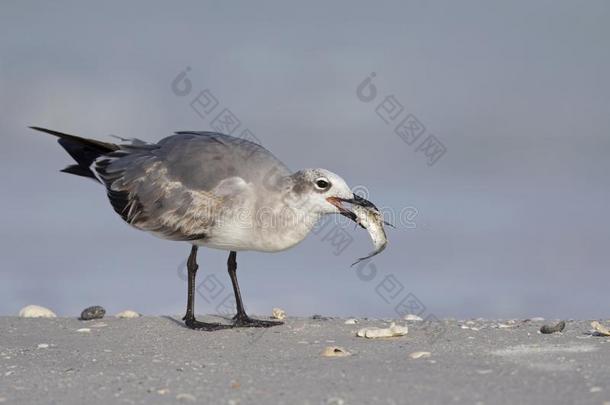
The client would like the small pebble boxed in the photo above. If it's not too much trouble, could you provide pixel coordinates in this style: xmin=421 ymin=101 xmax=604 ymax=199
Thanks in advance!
xmin=326 ymin=398 xmax=345 ymax=405
xmin=271 ymin=308 xmax=286 ymax=320
xmin=116 ymin=310 xmax=140 ymax=319
xmin=344 ymin=318 xmax=359 ymax=324
xmin=540 ymin=321 xmax=566 ymax=334
xmin=321 ymin=346 xmax=351 ymax=357
xmin=404 ymin=314 xmax=423 ymax=321
xmin=409 ymin=351 xmax=431 ymax=359
xmin=80 ymin=306 xmax=105 ymax=320
xmin=18 ymin=305 xmax=56 ymax=318
xmin=76 ymin=328 xmax=91 ymax=333
xmin=590 ymin=386 xmax=602 ymax=393
xmin=157 ymin=388 xmax=170 ymax=395
xmin=37 ymin=343 xmax=49 ymax=349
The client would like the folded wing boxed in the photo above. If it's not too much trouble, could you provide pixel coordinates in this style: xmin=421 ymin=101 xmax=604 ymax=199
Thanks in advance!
xmin=95 ymin=132 xmax=290 ymax=241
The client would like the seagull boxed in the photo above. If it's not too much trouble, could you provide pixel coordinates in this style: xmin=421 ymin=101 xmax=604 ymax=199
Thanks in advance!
xmin=31 ymin=126 xmax=376 ymax=331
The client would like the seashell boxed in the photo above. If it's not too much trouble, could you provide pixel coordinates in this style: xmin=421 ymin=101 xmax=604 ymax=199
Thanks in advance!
xmin=321 ymin=346 xmax=351 ymax=357
xmin=539 ymin=321 xmax=566 ymax=334
xmin=80 ymin=306 xmax=105 ymax=320
xmin=356 ymin=322 xmax=408 ymax=338
xmin=18 ymin=305 xmax=56 ymax=318
xmin=409 ymin=351 xmax=431 ymax=359
xmin=176 ymin=393 xmax=196 ymax=402
xmin=116 ymin=310 xmax=141 ymax=319
xmin=344 ymin=318 xmax=359 ymax=324
xmin=591 ymin=321 xmax=610 ymax=336
xmin=271 ymin=308 xmax=286 ymax=320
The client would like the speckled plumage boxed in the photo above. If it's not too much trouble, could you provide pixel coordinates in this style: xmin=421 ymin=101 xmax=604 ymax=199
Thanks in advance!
xmin=38 ymin=129 xmax=355 ymax=252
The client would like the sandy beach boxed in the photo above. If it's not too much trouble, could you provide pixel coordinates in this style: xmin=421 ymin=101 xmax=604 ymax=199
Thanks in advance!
xmin=1 ymin=316 xmax=609 ymax=404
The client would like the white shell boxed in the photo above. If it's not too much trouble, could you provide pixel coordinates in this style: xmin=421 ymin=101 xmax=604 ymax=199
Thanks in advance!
xmin=356 ymin=322 xmax=408 ymax=338
xmin=409 ymin=351 xmax=431 ymax=359
xmin=271 ymin=308 xmax=286 ymax=321
xmin=321 ymin=346 xmax=351 ymax=357
xmin=115 ymin=310 xmax=141 ymax=319
xmin=591 ymin=321 xmax=610 ymax=336
xmin=344 ymin=318 xmax=359 ymax=324
xmin=271 ymin=308 xmax=286 ymax=320
xmin=18 ymin=305 xmax=56 ymax=318
xmin=404 ymin=314 xmax=423 ymax=321
xmin=175 ymin=393 xmax=197 ymax=402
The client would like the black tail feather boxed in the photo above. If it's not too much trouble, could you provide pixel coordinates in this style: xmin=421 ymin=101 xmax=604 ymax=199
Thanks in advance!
xmin=30 ymin=126 xmax=119 ymax=181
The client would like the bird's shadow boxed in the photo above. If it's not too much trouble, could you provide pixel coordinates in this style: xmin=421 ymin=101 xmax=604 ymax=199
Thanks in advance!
xmin=161 ymin=315 xmax=235 ymax=330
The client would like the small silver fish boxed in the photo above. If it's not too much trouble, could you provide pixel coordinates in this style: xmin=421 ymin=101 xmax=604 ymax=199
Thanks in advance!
xmin=351 ymin=204 xmax=388 ymax=266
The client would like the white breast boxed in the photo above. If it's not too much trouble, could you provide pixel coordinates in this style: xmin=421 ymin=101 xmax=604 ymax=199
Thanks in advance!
xmin=198 ymin=208 xmax=322 ymax=252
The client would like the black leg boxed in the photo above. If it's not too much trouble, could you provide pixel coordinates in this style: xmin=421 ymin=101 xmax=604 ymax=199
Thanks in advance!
xmin=182 ymin=245 xmax=231 ymax=331
xmin=227 ymin=251 xmax=283 ymax=328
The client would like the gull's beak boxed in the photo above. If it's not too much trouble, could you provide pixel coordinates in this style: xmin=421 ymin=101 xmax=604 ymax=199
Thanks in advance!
xmin=326 ymin=194 xmax=378 ymax=223
xmin=343 ymin=194 xmax=378 ymax=210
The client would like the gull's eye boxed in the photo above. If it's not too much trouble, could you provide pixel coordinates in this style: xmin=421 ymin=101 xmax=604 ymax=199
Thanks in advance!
xmin=314 ymin=178 xmax=331 ymax=190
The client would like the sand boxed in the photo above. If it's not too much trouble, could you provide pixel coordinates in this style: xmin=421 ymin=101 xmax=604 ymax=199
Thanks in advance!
xmin=1 ymin=316 xmax=609 ymax=404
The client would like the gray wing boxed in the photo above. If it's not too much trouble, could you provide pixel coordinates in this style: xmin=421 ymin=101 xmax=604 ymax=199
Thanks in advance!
xmin=95 ymin=131 xmax=291 ymax=241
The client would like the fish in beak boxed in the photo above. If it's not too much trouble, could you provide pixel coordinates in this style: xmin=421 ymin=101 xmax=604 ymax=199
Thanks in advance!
xmin=327 ymin=193 xmax=391 ymax=265
xmin=326 ymin=194 xmax=378 ymax=226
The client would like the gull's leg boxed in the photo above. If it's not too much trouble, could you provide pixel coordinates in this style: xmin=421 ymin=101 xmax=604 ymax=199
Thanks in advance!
xmin=228 ymin=251 xmax=283 ymax=328
xmin=182 ymin=245 xmax=231 ymax=331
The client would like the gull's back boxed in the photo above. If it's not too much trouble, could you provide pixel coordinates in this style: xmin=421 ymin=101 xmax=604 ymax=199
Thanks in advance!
xmin=95 ymin=131 xmax=291 ymax=243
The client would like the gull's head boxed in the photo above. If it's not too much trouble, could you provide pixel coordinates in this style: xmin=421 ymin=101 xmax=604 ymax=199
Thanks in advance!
xmin=289 ymin=168 xmax=376 ymax=221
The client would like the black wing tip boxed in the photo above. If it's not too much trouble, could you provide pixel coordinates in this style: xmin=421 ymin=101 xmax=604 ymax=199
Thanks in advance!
xmin=60 ymin=166 xmax=102 ymax=183
xmin=28 ymin=126 xmax=70 ymax=138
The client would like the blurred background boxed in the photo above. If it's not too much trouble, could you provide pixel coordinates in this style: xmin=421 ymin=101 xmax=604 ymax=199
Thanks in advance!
xmin=1 ymin=0 xmax=609 ymax=320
